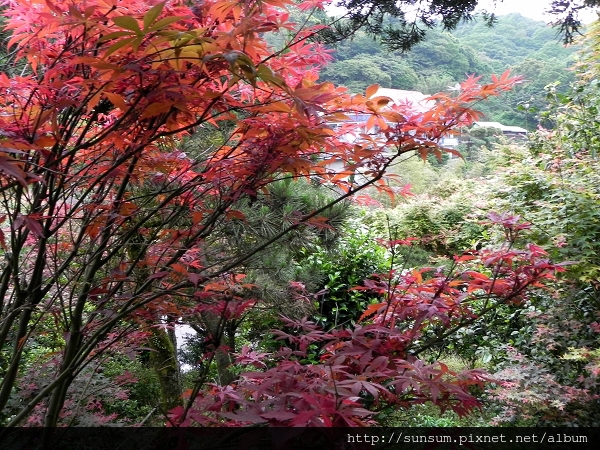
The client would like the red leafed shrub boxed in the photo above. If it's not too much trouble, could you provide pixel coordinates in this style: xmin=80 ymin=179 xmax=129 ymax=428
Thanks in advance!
xmin=171 ymin=216 xmax=566 ymax=426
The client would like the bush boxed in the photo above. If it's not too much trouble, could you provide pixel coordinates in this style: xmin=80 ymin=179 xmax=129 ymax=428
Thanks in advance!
xmin=300 ymin=215 xmax=391 ymax=329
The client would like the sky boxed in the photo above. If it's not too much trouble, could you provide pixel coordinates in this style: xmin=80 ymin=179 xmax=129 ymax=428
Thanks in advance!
xmin=327 ymin=0 xmax=599 ymax=24
xmin=476 ymin=0 xmax=598 ymax=23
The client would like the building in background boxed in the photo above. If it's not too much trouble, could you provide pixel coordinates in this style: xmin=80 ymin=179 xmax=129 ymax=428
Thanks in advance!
xmin=473 ymin=121 xmax=528 ymax=138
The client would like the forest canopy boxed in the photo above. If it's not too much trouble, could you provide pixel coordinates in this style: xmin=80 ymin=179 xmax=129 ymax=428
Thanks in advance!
xmin=319 ymin=0 xmax=597 ymax=50
xmin=319 ymin=12 xmax=578 ymax=127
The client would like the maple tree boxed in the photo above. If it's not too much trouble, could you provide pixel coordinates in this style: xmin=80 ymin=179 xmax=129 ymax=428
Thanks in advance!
xmin=0 ymin=0 xmax=529 ymax=430
xmin=169 ymin=213 xmax=567 ymax=426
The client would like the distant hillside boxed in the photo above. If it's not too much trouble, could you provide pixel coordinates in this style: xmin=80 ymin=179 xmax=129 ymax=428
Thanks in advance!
xmin=319 ymin=27 xmax=492 ymax=94
xmin=452 ymin=13 xmax=576 ymax=70
xmin=319 ymin=13 xmax=578 ymax=128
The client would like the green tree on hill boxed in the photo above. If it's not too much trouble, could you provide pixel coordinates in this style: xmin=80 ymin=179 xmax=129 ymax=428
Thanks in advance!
xmin=320 ymin=13 xmax=577 ymax=128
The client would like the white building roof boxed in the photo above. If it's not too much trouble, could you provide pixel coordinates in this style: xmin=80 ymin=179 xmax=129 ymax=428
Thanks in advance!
xmin=374 ymin=87 xmax=434 ymax=113
xmin=474 ymin=121 xmax=528 ymax=134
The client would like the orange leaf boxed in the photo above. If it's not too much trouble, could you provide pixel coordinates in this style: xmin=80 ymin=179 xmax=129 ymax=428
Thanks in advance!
xmin=86 ymin=221 xmax=102 ymax=239
xmin=226 ymin=210 xmax=245 ymax=220
xmin=411 ymin=270 xmax=423 ymax=284
xmin=359 ymin=303 xmax=384 ymax=322
xmin=365 ymin=84 xmax=380 ymax=99
xmin=35 ymin=135 xmax=56 ymax=147
xmin=0 ymin=229 xmax=6 ymax=251
xmin=104 ymin=92 xmax=128 ymax=111
xmin=140 ymin=102 xmax=173 ymax=119
xmin=192 ymin=211 xmax=203 ymax=225
xmin=233 ymin=274 xmax=247 ymax=282
xmin=171 ymin=263 xmax=188 ymax=274
xmin=0 ymin=156 xmax=28 ymax=186
xmin=204 ymin=282 xmax=228 ymax=292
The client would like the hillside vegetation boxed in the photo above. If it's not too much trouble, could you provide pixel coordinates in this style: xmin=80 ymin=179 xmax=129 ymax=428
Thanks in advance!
xmin=320 ymin=13 xmax=578 ymax=128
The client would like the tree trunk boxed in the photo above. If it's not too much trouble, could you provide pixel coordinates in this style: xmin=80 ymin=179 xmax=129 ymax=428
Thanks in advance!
xmin=147 ymin=321 xmax=182 ymax=412
xmin=199 ymin=312 xmax=236 ymax=385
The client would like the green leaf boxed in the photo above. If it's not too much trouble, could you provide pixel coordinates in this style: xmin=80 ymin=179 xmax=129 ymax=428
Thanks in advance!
xmin=131 ymin=36 xmax=145 ymax=53
xmin=256 ymin=64 xmax=286 ymax=89
xmin=147 ymin=16 xmax=186 ymax=33
xmin=143 ymin=2 xmax=165 ymax=31
xmin=104 ymin=37 xmax=136 ymax=58
xmin=112 ymin=16 xmax=142 ymax=34
xmin=98 ymin=31 xmax=134 ymax=43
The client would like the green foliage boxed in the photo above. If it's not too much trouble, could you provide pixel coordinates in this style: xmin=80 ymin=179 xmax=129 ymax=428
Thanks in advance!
xmin=453 ymin=14 xmax=576 ymax=70
xmin=479 ymin=58 xmax=575 ymax=129
xmin=221 ymin=178 xmax=352 ymax=304
xmin=309 ymin=17 xmax=600 ymax=427
xmin=385 ymin=395 xmax=492 ymax=427
xmin=101 ymin=357 xmax=162 ymax=424
xmin=463 ymin=125 xmax=504 ymax=150
xmin=387 ymin=155 xmax=441 ymax=195
xmin=426 ymin=150 xmax=450 ymax=167
xmin=319 ymin=53 xmax=419 ymax=92
xmin=467 ymin=29 xmax=600 ymax=424
xmin=300 ymin=216 xmax=390 ymax=329
xmin=176 ymin=178 xmax=355 ymax=381
xmin=491 ymin=142 xmax=600 ymax=281
xmin=319 ymin=0 xmax=495 ymax=52
xmin=321 ymin=28 xmax=490 ymax=94
xmin=409 ymin=30 xmax=491 ymax=81
xmin=366 ymin=193 xmax=486 ymax=258
xmin=0 ymin=0 xmax=595 ymax=430
xmin=320 ymin=13 xmax=577 ymax=128
xmin=451 ymin=14 xmax=577 ymax=127
xmin=488 ymin=336 xmax=600 ymax=426
xmin=2 ymin=356 xmax=156 ymax=426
